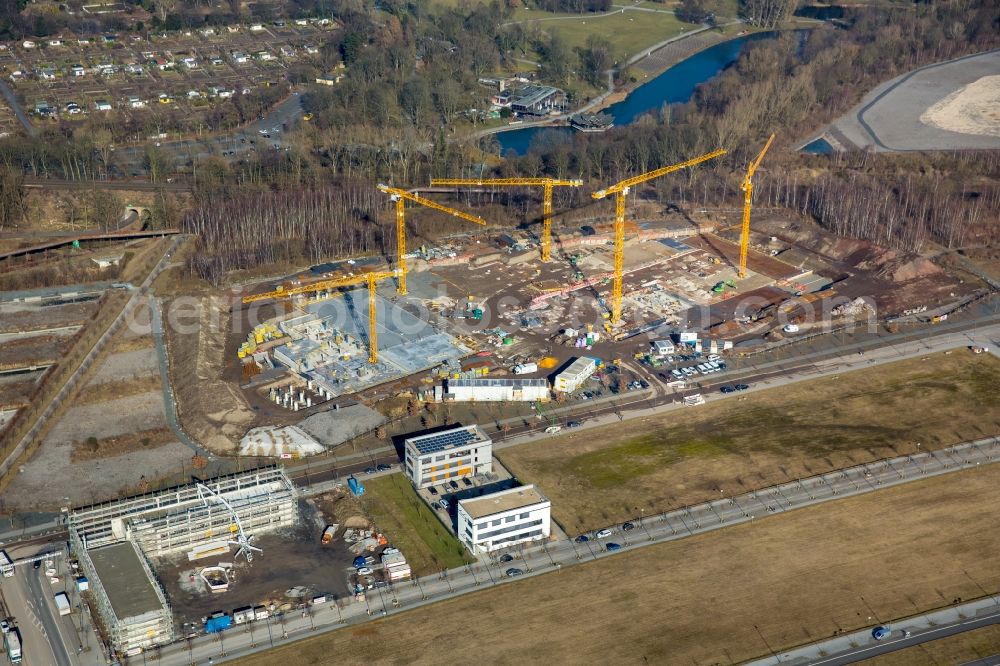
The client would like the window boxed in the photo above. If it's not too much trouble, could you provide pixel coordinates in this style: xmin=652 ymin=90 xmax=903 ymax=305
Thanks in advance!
xmin=477 ymin=523 xmax=487 ymax=531
xmin=505 ymin=515 xmax=515 ymax=523
xmin=519 ymin=512 xmax=529 ymax=519
xmin=492 ymin=519 xmax=501 ymax=527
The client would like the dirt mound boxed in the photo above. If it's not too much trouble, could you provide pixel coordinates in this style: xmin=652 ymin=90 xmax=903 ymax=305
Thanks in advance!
xmin=887 ymin=256 xmax=943 ymax=282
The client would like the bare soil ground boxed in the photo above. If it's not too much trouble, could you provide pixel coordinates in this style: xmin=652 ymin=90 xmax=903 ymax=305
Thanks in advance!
xmin=499 ymin=351 xmax=1000 ymax=534
xmin=166 ymin=295 xmax=254 ymax=453
xmin=86 ymin=348 xmax=158 ymax=384
xmin=0 ymin=300 xmax=98 ymax=333
xmin=2 ymin=392 xmax=190 ymax=508
xmin=156 ymin=501 xmax=353 ymax=626
xmin=862 ymin=625 xmax=1000 ymax=665
xmin=70 ymin=426 xmax=174 ymax=462
xmin=0 ymin=335 xmax=67 ymax=367
xmin=237 ymin=463 xmax=1000 ymax=666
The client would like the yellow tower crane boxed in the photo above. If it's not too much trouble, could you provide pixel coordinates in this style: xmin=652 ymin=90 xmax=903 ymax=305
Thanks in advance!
xmin=377 ymin=184 xmax=486 ymax=296
xmin=242 ymin=270 xmax=396 ymax=363
xmin=592 ymin=148 xmax=727 ymax=325
xmin=738 ymin=133 xmax=775 ymax=279
xmin=429 ymin=177 xmax=583 ymax=261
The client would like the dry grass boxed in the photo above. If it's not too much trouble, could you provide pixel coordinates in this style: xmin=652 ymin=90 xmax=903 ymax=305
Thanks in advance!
xmin=107 ymin=334 xmax=155 ymax=353
xmin=499 ymin=351 xmax=1000 ymax=534
xmin=238 ymin=463 xmax=1000 ymax=666
xmin=70 ymin=427 xmax=175 ymax=462
xmin=362 ymin=475 xmax=474 ymax=576
xmin=862 ymin=625 xmax=1000 ymax=665
xmin=72 ymin=376 xmax=163 ymax=406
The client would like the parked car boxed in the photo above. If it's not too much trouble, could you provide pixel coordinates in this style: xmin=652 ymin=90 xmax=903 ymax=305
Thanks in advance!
xmin=544 ymin=425 xmax=562 ymax=434
xmin=363 ymin=467 xmax=376 ymax=475
xmin=621 ymin=522 xmax=634 ymax=531
xmin=376 ymin=463 xmax=392 ymax=472
xmin=428 ymin=486 xmax=438 ymax=495
xmin=596 ymin=528 xmax=613 ymax=539
xmin=499 ymin=554 xmax=514 ymax=563
xmin=462 ymin=478 xmax=473 ymax=487
xmin=33 ymin=560 xmax=41 ymax=569
xmin=708 ymin=354 xmax=720 ymax=362
xmin=439 ymin=499 xmax=450 ymax=510
xmin=734 ymin=384 xmax=750 ymax=391
xmin=720 ymin=386 xmax=735 ymax=394
xmin=448 ymin=480 xmax=459 ymax=490
xmin=505 ymin=568 xmax=523 ymax=577
xmin=574 ymin=535 xmax=589 ymax=543
xmin=356 ymin=567 xmax=373 ymax=575
xmin=353 ymin=556 xmax=367 ymax=568
xmin=606 ymin=542 xmax=622 ymax=552
xmin=567 ymin=420 xmax=582 ymax=428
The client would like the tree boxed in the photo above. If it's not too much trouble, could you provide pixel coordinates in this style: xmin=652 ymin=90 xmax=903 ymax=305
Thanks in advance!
xmin=676 ymin=0 xmax=713 ymax=24
xmin=576 ymin=35 xmax=613 ymax=87
xmin=740 ymin=0 xmax=795 ymax=28
xmin=540 ymin=34 xmax=572 ymax=85
xmin=0 ymin=166 xmax=24 ymax=231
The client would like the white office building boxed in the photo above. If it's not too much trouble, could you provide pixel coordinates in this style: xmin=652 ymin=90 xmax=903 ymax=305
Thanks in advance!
xmin=553 ymin=357 xmax=597 ymax=393
xmin=404 ymin=425 xmax=492 ymax=488
xmin=653 ymin=339 xmax=675 ymax=356
xmin=458 ymin=485 xmax=551 ymax=554
xmin=445 ymin=378 xmax=550 ymax=402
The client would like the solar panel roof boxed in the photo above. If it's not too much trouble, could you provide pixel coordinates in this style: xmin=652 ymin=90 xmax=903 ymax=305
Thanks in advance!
xmin=407 ymin=427 xmax=485 ymax=455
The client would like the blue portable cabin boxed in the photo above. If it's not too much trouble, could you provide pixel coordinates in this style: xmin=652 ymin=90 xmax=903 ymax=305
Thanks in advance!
xmin=205 ymin=614 xmax=232 ymax=633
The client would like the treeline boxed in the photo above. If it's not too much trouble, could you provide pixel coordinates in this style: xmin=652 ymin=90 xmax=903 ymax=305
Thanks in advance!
xmin=182 ymin=184 xmax=390 ymax=285
xmin=531 ymin=0 xmax=612 ymax=12
xmin=488 ymin=0 xmax=1000 ymax=251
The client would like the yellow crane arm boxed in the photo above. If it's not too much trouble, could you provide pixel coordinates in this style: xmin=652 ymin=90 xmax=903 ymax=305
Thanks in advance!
xmin=593 ymin=148 xmax=727 ymax=199
xmin=429 ymin=177 xmax=582 ymax=262
xmin=738 ymin=133 xmax=776 ymax=279
xmin=242 ymin=270 xmax=396 ymax=304
xmin=377 ymin=184 xmax=485 ymax=226
xmin=430 ymin=178 xmax=583 ymax=188
xmin=744 ymin=133 xmax=775 ymax=185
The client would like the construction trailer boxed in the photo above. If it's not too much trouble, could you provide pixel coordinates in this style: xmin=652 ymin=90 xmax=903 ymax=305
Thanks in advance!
xmin=445 ymin=378 xmax=550 ymax=402
xmin=554 ymin=357 xmax=598 ymax=393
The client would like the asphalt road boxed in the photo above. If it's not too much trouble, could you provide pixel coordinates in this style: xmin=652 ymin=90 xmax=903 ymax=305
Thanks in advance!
xmin=23 ymin=567 xmax=72 ymax=666
xmin=781 ymin=608 xmax=1000 ymax=665
xmin=140 ymin=433 xmax=1000 ymax=666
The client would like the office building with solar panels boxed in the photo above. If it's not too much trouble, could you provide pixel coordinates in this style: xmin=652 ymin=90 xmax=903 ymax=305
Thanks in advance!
xmin=403 ymin=425 xmax=492 ymax=488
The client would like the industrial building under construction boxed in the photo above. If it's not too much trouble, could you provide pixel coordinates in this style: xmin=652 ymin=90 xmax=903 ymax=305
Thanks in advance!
xmin=69 ymin=468 xmax=298 ymax=657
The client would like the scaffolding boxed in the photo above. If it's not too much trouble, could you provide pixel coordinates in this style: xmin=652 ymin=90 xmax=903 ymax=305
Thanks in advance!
xmin=67 ymin=468 xmax=299 ymax=656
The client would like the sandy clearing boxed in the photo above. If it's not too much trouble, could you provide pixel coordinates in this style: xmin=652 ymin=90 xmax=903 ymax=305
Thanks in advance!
xmin=920 ymin=74 xmax=1000 ymax=137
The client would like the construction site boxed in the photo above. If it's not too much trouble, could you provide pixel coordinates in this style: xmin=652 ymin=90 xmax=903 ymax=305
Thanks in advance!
xmin=227 ymin=147 xmax=976 ymax=448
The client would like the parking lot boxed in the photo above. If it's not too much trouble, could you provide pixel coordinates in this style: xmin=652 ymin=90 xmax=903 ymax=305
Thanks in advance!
xmin=0 ymin=19 xmax=336 ymax=140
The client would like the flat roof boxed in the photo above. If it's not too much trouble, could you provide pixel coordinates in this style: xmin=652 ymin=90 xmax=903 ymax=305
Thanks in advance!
xmin=449 ymin=378 xmax=548 ymax=387
xmin=460 ymin=485 xmax=548 ymax=520
xmin=558 ymin=357 xmax=596 ymax=376
xmin=88 ymin=542 xmax=164 ymax=621
xmin=405 ymin=425 xmax=489 ymax=456
xmin=511 ymin=85 xmax=561 ymax=107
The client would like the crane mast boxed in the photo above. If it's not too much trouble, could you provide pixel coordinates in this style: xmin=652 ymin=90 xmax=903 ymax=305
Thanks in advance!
xmin=738 ymin=133 xmax=775 ymax=279
xmin=430 ymin=177 xmax=582 ymax=261
xmin=241 ymin=270 xmax=396 ymax=363
xmin=376 ymin=184 xmax=486 ymax=295
xmin=592 ymin=148 xmax=727 ymax=324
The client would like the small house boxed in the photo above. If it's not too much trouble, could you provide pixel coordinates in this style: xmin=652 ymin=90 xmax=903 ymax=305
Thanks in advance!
xmin=94 ymin=100 xmax=112 ymax=111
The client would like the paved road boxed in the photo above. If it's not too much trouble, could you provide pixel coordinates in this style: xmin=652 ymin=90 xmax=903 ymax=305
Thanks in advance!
xmin=23 ymin=567 xmax=72 ymax=666
xmin=750 ymin=595 xmax=1000 ymax=665
xmin=133 ymin=433 xmax=1000 ymax=666
xmin=149 ymin=295 xmax=212 ymax=458
xmin=0 ymin=78 xmax=34 ymax=136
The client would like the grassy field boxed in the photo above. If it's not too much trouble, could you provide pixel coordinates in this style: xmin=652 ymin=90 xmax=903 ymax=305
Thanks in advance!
xmin=238 ymin=462 xmax=1000 ymax=665
xmin=863 ymin=624 xmax=1000 ymax=665
xmin=499 ymin=351 xmax=1000 ymax=534
xmin=361 ymin=474 xmax=473 ymax=575
xmin=521 ymin=9 xmax=686 ymax=58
